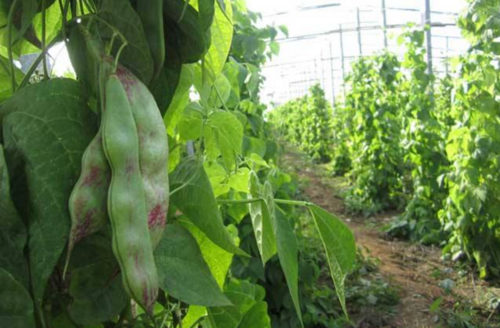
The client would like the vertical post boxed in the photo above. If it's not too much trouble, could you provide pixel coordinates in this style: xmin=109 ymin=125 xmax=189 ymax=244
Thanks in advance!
xmin=339 ymin=24 xmax=346 ymax=100
xmin=356 ymin=8 xmax=363 ymax=56
xmin=313 ymin=58 xmax=318 ymax=88
xmin=445 ymin=36 xmax=449 ymax=75
xmin=329 ymin=41 xmax=336 ymax=107
xmin=381 ymin=0 xmax=388 ymax=49
xmin=320 ymin=49 xmax=326 ymax=91
xmin=422 ymin=0 xmax=433 ymax=76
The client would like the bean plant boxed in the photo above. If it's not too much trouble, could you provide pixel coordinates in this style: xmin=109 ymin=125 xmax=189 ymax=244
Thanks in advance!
xmin=0 ymin=1 xmax=357 ymax=327
xmin=268 ymin=84 xmax=333 ymax=163
xmin=271 ymin=0 xmax=500 ymax=279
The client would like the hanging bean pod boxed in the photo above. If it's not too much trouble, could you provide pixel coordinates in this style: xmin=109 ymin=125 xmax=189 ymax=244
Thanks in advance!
xmin=116 ymin=65 xmax=169 ymax=249
xmin=102 ymin=73 xmax=159 ymax=314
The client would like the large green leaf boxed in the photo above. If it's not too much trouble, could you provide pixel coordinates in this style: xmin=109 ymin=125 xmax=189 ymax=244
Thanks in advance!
xmin=178 ymin=102 xmax=204 ymax=142
xmin=247 ymin=172 xmax=276 ymax=265
xmin=207 ymin=280 xmax=270 ymax=328
xmin=308 ymin=205 xmax=356 ymax=317
xmin=0 ymin=145 xmax=29 ymax=288
xmin=275 ymin=207 xmax=302 ymax=326
xmin=154 ymin=223 xmax=231 ymax=307
xmin=203 ymin=0 xmax=233 ymax=85
xmin=207 ymin=73 xmax=231 ymax=109
xmin=0 ymin=268 xmax=35 ymax=328
xmin=204 ymin=111 xmax=243 ymax=170
xmin=223 ymin=61 xmax=242 ymax=108
xmin=163 ymin=0 xmax=210 ymax=64
xmin=236 ymin=302 xmax=271 ymax=328
xmin=99 ymin=0 xmax=153 ymax=83
xmin=65 ymin=230 xmax=126 ymax=326
xmin=180 ymin=217 xmax=236 ymax=328
xmin=170 ymin=157 xmax=246 ymax=256
xmin=1 ymin=78 xmax=96 ymax=309
xmin=68 ymin=261 xmax=127 ymax=325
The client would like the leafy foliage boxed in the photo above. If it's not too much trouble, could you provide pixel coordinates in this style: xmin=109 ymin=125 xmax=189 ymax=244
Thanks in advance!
xmin=269 ymin=84 xmax=333 ymax=163
xmin=337 ymin=52 xmax=406 ymax=216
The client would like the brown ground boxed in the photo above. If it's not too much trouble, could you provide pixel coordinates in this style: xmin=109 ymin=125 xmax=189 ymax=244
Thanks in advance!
xmin=282 ymin=149 xmax=499 ymax=328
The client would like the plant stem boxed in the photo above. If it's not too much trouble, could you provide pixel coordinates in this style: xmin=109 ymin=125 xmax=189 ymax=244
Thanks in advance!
xmin=214 ymin=84 xmax=229 ymax=111
xmin=18 ymin=33 xmax=62 ymax=90
xmin=7 ymin=0 xmax=21 ymax=93
xmin=218 ymin=198 xmax=263 ymax=205
xmin=42 ymin=0 xmax=49 ymax=79
xmin=274 ymin=199 xmax=312 ymax=207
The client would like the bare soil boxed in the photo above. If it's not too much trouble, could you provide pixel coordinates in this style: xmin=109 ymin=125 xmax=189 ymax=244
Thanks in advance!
xmin=281 ymin=149 xmax=499 ymax=328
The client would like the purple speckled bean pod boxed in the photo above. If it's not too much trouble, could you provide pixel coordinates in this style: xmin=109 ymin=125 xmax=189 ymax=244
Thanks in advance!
xmin=102 ymin=73 xmax=159 ymax=314
xmin=64 ymin=128 xmax=110 ymax=278
xmin=116 ymin=65 xmax=169 ymax=249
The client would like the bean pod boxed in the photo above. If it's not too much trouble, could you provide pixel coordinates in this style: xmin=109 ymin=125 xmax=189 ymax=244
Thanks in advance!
xmin=64 ymin=128 xmax=110 ymax=277
xmin=116 ymin=65 xmax=169 ymax=249
xmin=102 ymin=73 xmax=159 ymax=314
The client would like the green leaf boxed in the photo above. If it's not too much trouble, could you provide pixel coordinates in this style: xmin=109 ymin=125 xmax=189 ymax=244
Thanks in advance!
xmin=29 ymin=0 xmax=62 ymax=49
xmin=204 ymin=111 xmax=243 ymax=170
xmin=66 ymin=232 xmax=126 ymax=325
xmin=164 ymin=0 xmax=210 ymax=63
xmin=99 ymin=0 xmax=154 ymax=83
xmin=203 ymin=0 xmax=233 ymax=85
xmin=0 ymin=145 xmax=29 ymax=289
xmin=223 ymin=61 xmax=241 ymax=108
xmin=0 ymin=268 xmax=35 ymax=328
xmin=308 ymin=205 xmax=356 ymax=317
xmin=68 ymin=262 xmax=127 ymax=325
xmin=150 ymin=63 xmax=182 ymax=117
xmin=204 ymin=161 xmax=230 ymax=197
xmin=243 ymin=136 xmax=267 ymax=159
xmin=178 ymin=218 xmax=236 ymax=326
xmin=275 ymin=207 xmax=302 ymax=326
xmin=269 ymin=41 xmax=280 ymax=55
xmin=247 ymin=172 xmax=277 ymax=265
xmin=182 ymin=305 xmax=207 ymax=328
xmin=170 ymin=157 xmax=246 ymax=256
xmin=66 ymin=25 xmax=98 ymax=96
xmin=197 ymin=0 xmax=216 ymax=32
xmin=164 ymin=65 xmax=194 ymax=135
xmin=236 ymin=302 xmax=271 ymax=328
xmin=0 ymin=57 xmax=24 ymax=102
xmin=1 ymin=78 xmax=96 ymax=309
xmin=207 ymin=74 xmax=231 ymax=109
xmin=228 ymin=167 xmax=250 ymax=193
xmin=207 ymin=280 xmax=270 ymax=328
xmin=179 ymin=218 xmax=235 ymax=288
xmin=154 ymin=223 xmax=231 ymax=307
xmin=178 ymin=102 xmax=204 ymax=142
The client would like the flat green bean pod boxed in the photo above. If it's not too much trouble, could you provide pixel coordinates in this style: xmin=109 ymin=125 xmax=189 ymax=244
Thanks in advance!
xmin=102 ymin=73 xmax=159 ymax=314
xmin=116 ymin=65 xmax=169 ymax=249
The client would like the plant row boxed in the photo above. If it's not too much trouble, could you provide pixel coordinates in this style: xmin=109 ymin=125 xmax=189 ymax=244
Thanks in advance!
xmin=270 ymin=0 xmax=500 ymax=279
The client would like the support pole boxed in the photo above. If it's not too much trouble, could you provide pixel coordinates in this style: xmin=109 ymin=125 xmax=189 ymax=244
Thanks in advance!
xmin=445 ymin=36 xmax=449 ymax=75
xmin=339 ymin=24 xmax=346 ymax=100
xmin=329 ymin=41 xmax=336 ymax=107
xmin=381 ymin=0 xmax=388 ymax=49
xmin=356 ymin=8 xmax=363 ymax=55
xmin=422 ymin=0 xmax=433 ymax=76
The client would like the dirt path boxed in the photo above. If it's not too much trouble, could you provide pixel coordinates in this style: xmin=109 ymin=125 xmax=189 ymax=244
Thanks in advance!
xmin=281 ymin=149 xmax=495 ymax=327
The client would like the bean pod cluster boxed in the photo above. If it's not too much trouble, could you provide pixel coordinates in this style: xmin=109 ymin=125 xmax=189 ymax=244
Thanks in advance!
xmin=65 ymin=61 xmax=169 ymax=314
